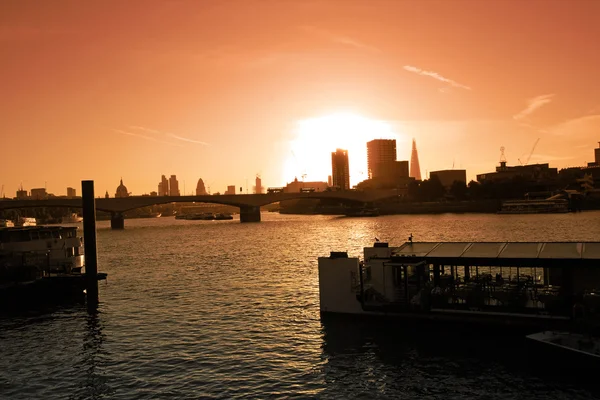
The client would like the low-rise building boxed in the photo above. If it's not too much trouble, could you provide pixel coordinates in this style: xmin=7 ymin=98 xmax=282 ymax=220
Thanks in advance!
xmin=30 ymin=188 xmax=47 ymax=200
xmin=477 ymin=162 xmax=557 ymax=183
xmin=284 ymin=178 xmax=329 ymax=193
xmin=430 ymin=169 xmax=467 ymax=188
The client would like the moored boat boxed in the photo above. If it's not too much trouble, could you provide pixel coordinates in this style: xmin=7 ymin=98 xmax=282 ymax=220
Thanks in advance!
xmin=214 ymin=213 xmax=233 ymax=220
xmin=1 ymin=226 xmax=85 ymax=273
xmin=186 ymin=213 xmax=214 ymax=220
xmin=526 ymin=331 xmax=600 ymax=367
xmin=498 ymin=199 xmax=569 ymax=214
xmin=344 ymin=207 xmax=380 ymax=217
xmin=318 ymin=240 xmax=600 ymax=330
xmin=0 ymin=225 xmax=107 ymax=307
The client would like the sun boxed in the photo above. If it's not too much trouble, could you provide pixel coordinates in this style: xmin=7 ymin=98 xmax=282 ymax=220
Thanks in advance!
xmin=284 ymin=112 xmax=401 ymax=187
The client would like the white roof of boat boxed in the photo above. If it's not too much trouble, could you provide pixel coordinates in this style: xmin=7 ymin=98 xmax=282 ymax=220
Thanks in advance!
xmin=391 ymin=242 xmax=600 ymax=261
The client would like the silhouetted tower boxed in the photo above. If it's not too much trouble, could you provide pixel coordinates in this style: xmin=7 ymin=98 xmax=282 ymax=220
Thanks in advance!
xmin=254 ymin=175 xmax=263 ymax=194
xmin=499 ymin=146 xmax=507 ymax=170
xmin=410 ymin=139 xmax=422 ymax=181
xmin=196 ymin=178 xmax=207 ymax=195
xmin=331 ymin=149 xmax=350 ymax=190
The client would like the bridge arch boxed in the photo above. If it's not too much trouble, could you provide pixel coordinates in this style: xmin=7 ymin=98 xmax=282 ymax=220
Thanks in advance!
xmin=0 ymin=189 xmax=399 ymax=228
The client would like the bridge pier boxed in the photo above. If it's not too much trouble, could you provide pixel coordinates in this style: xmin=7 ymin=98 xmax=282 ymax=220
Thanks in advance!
xmin=110 ymin=212 xmax=125 ymax=230
xmin=239 ymin=206 xmax=261 ymax=223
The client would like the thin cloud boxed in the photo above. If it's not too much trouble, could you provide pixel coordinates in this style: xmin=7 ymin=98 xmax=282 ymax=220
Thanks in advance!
xmin=300 ymin=25 xmax=381 ymax=53
xmin=129 ymin=125 xmax=161 ymax=134
xmin=549 ymin=114 xmax=600 ymax=136
xmin=167 ymin=133 xmax=209 ymax=146
xmin=403 ymin=65 xmax=471 ymax=91
xmin=128 ymin=125 xmax=209 ymax=146
xmin=112 ymin=129 xmax=183 ymax=147
xmin=513 ymin=94 xmax=555 ymax=120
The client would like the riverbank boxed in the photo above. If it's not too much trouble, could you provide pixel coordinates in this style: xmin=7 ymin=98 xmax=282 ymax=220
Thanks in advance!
xmin=280 ymin=198 xmax=600 ymax=215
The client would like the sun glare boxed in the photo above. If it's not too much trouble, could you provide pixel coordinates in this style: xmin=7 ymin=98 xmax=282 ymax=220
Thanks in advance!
xmin=285 ymin=112 xmax=401 ymax=187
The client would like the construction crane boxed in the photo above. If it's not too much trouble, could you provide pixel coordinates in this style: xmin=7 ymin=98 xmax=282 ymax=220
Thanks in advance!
xmin=518 ymin=138 xmax=540 ymax=166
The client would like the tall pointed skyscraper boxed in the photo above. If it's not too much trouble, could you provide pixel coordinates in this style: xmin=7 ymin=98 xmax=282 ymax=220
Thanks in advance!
xmin=410 ymin=139 xmax=422 ymax=181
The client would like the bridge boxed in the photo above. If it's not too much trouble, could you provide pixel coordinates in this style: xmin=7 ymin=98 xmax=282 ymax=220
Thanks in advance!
xmin=0 ymin=190 xmax=398 ymax=229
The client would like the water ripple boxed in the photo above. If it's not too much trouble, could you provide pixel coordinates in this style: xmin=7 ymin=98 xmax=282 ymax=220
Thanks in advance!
xmin=2 ymin=213 xmax=600 ymax=399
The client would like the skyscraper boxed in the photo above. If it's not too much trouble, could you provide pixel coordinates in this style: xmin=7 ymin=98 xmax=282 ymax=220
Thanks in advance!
xmin=331 ymin=149 xmax=350 ymax=190
xmin=367 ymin=139 xmax=397 ymax=179
xmin=169 ymin=175 xmax=180 ymax=196
xmin=158 ymin=175 xmax=169 ymax=196
xmin=254 ymin=175 xmax=263 ymax=194
xmin=410 ymin=139 xmax=422 ymax=181
xmin=196 ymin=178 xmax=207 ymax=195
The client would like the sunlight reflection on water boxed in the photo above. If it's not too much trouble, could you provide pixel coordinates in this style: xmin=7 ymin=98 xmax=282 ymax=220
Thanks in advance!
xmin=2 ymin=212 xmax=600 ymax=399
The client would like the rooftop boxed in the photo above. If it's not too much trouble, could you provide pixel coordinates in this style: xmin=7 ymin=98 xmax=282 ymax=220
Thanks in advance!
xmin=386 ymin=241 xmax=600 ymax=267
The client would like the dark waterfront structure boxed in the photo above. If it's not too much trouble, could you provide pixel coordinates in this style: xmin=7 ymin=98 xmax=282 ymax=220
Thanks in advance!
xmin=319 ymin=241 xmax=600 ymax=330
xmin=82 ymin=180 xmax=99 ymax=309
xmin=0 ymin=181 xmax=107 ymax=310
xmin=331 ymin=149 xmax=350 ymax=190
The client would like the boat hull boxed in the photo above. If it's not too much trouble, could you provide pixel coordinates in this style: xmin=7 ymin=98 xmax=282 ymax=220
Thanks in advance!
xmin=526 ymin=331 xmax=600 ymax=370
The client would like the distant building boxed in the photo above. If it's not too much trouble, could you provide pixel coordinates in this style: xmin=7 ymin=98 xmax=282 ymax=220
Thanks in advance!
xmin=225 ymin=185 xmax=236 ymax=195
xmin=158 ymin=175 xmax=169 ymax=196
xmin=410 ymin=139 xmax=422 ymax=181
xmin=16 ymin=189 xmax=28 ymax=199
xmin=30 ymin=188 xmax=47 ymax=200
xmin=105 ymin=191 xmax=109 ymax=199
xmin=367 ymin=139 xmax=397 ymax=180
xmin=331 ymin=149 xmax=350 ymax=190
xmin=284 ymin=178 xmax=328 ymax=193
xmin=115 ymin=178 xmax=129 ymax=198
xmin=196 ymin=178 xmax=208 ymax=195
xmin=150 ymin=191 xmax=158 ymax=196
xmin=430 ymin=169 xmax=467 ymax=188
xmin=592 ymin=141 xmax=600 ymax=166
xmin=477 ymin=162 xmax=558 ymax=183
xmin=327 ymin=175 xmax=333 ymax=187
xmin=254 ymin=176 xmax=263 ymax=194
xmin=169 ymin=175 xmax=180 ymax=196
xmin=66 ymin=187 xmax=76 ymax=198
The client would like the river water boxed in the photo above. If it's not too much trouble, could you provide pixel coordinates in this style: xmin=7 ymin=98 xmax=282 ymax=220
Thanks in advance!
xmin=2 ymin=212 xmax=600 ymax=399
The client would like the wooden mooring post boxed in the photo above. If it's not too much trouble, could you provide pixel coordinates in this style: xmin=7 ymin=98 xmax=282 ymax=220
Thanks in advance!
xmin=82 ymin=180 xmax=99 ymax=310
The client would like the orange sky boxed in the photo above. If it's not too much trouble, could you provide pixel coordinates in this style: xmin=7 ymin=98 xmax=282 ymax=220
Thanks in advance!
xmin=1 ymin=0 xmax=600 ymax=196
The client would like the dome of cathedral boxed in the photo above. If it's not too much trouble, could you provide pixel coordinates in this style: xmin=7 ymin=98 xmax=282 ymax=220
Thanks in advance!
xmin=115 ymin=178 xmax=129 ymax=198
